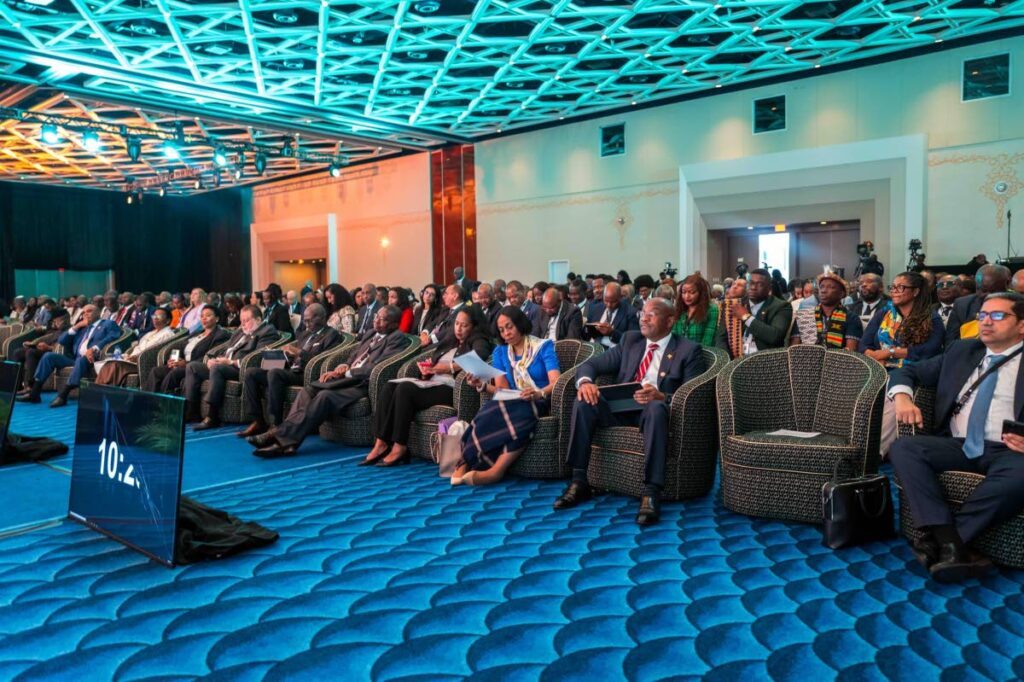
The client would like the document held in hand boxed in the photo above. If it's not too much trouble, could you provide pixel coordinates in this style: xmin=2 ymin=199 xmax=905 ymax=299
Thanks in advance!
xmin=452 ymin=350 xmax=506 ymax=382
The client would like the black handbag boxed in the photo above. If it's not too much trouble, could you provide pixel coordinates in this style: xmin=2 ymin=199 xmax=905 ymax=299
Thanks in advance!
xmin=821 ymin=457 xmax=896 ymax=549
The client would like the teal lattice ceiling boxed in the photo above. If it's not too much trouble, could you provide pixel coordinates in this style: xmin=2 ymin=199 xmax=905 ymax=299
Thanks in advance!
xmin=0 ymin=1 xmax=1022 ymax=146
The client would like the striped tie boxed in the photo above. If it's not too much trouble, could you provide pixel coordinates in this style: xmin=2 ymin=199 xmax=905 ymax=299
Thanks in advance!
xmin=634 ymin=343 xmax=659 ymax=383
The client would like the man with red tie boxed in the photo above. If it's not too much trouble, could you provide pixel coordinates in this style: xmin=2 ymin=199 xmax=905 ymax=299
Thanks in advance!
xmin=553 ymin=298 xmax=705 ymax=525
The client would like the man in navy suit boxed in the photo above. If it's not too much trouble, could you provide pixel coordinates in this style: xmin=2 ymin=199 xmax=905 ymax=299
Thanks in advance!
xmin=19 ymin=303 xmax=122 ymax=407
xmin=890 ymin=292 xmax=1024 ymax=581
xmin=583 ymin=281 xmax=639 ymax=348
xmin=554 ymin=298 xmax=705 ymax=525
xmin=505 ymin=280 xmax=541 ymax=336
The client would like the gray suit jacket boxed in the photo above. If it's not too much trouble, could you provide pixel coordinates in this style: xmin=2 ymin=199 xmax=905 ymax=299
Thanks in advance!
xmin=348 ymin=330 xmax=409 ymax=382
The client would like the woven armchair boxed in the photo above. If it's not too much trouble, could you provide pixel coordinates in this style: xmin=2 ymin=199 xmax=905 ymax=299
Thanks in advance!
xmin=0 ymin=324 xmax=18 ymax=352
xmin=319 ymin=335 xmax=421 ymax=446
xmin=458 ymin=340 xmax=601 ymax=479
xmin=52 ymin=328 xmax=136 ymax=393
xmin=585 ymin=346 xmax=729 ymax=500
xmin=124 ymin=330 xmax=187 ymax=389
xmin=1 ymin=327 xmax=41 ymax=361
xmin=399 ymin=348 xmax=492 ymax=462
xmin=263 ymin=332 xmax=357 ymax=423
xmin=717 ymin=345 xmax=887 ymax=523
xmin=201 ymin=331 xmax=293 ymax=422
xmin=894 ymin=386 xmax=1024 ymax=568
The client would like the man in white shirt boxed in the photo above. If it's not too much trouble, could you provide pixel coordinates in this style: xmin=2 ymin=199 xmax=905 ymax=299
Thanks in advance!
xmin=889 ymin=292 xmax=1024 ymax=581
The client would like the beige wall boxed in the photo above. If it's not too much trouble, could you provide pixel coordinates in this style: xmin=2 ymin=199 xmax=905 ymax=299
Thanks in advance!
xmin=251 ymin=153 xmax=433 ymax=290
xmin=476 ymin=37 xmax=1024 ymax=282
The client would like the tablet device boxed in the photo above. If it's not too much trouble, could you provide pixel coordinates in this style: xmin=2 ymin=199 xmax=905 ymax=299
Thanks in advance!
xmin=599 ymin=382 xmax=643 ymax=413
xmin=1002 ymin=419 xmax=1024 ymax=437
xmin=261 ymin=349 xmax=287 ymax=370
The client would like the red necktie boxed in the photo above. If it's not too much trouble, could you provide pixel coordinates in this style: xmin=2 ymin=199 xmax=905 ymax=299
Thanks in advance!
xmin=634 ymin=343 xmax=659 ymax=383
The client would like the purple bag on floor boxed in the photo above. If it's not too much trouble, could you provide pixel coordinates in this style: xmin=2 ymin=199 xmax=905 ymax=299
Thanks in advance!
xmin=432 ymin=417 xmax=467 ymax=477
xmin=438 ymin=416 xmax=459 ymax=435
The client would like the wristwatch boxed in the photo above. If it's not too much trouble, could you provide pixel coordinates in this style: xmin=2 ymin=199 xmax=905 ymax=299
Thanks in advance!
xmin=741 ymin=313 xmax=752 ymax=323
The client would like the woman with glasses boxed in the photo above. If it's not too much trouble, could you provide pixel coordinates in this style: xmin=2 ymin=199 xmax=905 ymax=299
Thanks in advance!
xmin=859 ymin=271 xmax=945 ymax=457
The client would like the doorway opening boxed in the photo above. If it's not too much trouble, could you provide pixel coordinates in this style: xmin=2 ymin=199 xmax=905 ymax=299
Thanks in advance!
xmin=758 ymin=233 xmax=791 ymax=281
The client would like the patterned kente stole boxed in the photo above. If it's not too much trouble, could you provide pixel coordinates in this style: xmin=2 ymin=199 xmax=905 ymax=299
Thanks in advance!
xmin=815 ymin=306 xmax=847 ymax=348
xmin=723 ymin=298 xmax=744 ymax=359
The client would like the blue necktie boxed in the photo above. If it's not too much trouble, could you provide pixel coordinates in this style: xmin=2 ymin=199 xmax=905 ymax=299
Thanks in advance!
xmin=963 ymin=354 xmax=1004 ymax=459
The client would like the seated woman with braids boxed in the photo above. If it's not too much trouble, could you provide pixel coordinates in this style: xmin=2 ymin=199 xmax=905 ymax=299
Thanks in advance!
xmin=361 ymin=306 xmax=492 ymax=467
xmin=859 ymin=270 xmax=945 ymax=456
xmin=455 ymin=306 xmax=561 ymax=485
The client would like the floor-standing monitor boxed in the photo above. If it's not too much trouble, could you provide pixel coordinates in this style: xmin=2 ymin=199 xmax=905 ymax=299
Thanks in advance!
xmin=69 ymin=384 xmax=185 ymax=566
xmin=0 ymin=361 xmax=21 ymax=453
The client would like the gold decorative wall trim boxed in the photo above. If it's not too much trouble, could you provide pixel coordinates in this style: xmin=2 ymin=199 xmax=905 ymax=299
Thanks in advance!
xmin=477 ymin=184 xmax=678 ymax=216
xmin=929 ymin=151 xmax=1024 ymax=230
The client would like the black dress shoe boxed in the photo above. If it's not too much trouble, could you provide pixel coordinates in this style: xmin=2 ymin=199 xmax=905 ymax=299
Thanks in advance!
xmin=252 ymin=443 xmax=297 ymax=459
xmin=929 ymin=542 xmax=994 ymax=582
xmin=49 ymin=395 xmax=67 ymax=408
xmin=193 ymin=417 xmax=221 ymax=431
xmin=359 ymin=451 xmax=389 ymax=466
xmin=910 ymin=534 xmax=940 ymax=569
xmin=636 ymin=495 xmax=661 ymax=526
xmin=236 ymin=421 xmax=267 ymax=439
xmin=376 ymin=451 xmax=410 ymax=467
xmin=248 ymin=429 xmax=278 ymax=447
xmin=554 ymin=482 xmax=593 ymax=510
xmin=16 ymin=393 xmax=40 ymax=404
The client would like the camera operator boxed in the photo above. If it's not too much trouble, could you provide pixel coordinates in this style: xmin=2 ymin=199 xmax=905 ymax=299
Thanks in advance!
xmin=856 ymin=241 xmax=885 ymax=277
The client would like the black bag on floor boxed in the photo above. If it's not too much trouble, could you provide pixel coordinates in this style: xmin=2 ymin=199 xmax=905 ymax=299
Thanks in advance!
xmin=821 ymin=457 xmax=895 ymax=549
xmin=174 ymin=496 xmax=278 ymax=564
xmin=0 ymin=433 xmax=69 ymax=465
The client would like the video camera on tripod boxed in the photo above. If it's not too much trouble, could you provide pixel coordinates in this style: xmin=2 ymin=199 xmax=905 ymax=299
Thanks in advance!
xmin=906 ymin=239 xmax=926 ymax=271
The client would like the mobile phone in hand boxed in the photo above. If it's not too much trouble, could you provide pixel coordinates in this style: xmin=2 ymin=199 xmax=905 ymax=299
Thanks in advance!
xmin=1001 ymin=419 xmax=1024 ymax=437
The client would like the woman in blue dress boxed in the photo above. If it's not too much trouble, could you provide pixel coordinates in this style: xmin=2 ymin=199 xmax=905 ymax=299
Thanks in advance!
xmin=456 ymin=305 xmax=561 ymax=485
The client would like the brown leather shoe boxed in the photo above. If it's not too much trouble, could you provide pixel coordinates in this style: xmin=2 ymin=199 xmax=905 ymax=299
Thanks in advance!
xmin=237 ymin=421 xmax=268 ymax=439
xmin=193 ymin=416 xmax=221 ymax=431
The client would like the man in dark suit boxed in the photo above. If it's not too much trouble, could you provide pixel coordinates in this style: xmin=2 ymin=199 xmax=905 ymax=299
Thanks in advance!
xmin=553 ymin=299 xmax=704 ymax=525
xmin=847 ymin=274 xmax=888 ymax=330
xmin=453 ymin=266 xmax=479 ymax=294
xmin=144 ymin=305 xmax=230 ymax=394
xmin=716 ymin=268 xmax=792 ymax=359
xmin=537 ymin=287 xmax=583 ymax=341
xmin=123 ymin=293 xmax=155 ymax=335
xmin=187 ymin=304 xmax=280 ymax=429
xmin=568 ymin=280 xmax=593 ymax=321
xmin=504 ymin=280 xmax=541 ymax=336
xmin=890 ymin=292 xmax=1024 ymax=581
xmin=19 ymin=304 xmax=122 ymax=407
xmin=354 ymin=283 xmax=380 ymax=340
xmin=584 ymin=281 xmax=639 ymax=348
xmin=238 ymin=303 xmax=341 ymax=438
xmin=944 ymin=264 xmax=1011 ymax=345
xmin=933 ymin=274 xmax=962 ymax=329
xmin=419 ymin=284 xmax=467 ymax=348
xmin=251 ymin=305 xmax=409 ymax=457
xmin=12 ymin=303 xmax=69 ymax=395
xmin=473 ymin=283 xmax=502 ymax=339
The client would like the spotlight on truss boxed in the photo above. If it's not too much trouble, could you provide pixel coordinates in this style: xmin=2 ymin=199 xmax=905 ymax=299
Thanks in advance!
xmin=254 ymin=152 xmax=267 ymax=175
xmin=82 ymin=130 xmax=101 ymax=152
xmin=125 ymin=136 xmax=142 ymax=162
xmin=41 ymin=123 xmax=61 ymax=145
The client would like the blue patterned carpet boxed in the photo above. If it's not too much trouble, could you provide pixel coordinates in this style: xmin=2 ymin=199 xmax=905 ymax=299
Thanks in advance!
xmin=1 ymin=399 xmax=1023 ymax=681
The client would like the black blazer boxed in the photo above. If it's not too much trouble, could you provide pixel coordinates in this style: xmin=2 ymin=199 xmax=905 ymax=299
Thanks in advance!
xmin=889 ymin=339 xmax=1024 ymax=435
xmin=291 ymin=325 xmax=342 ymax=371
xmin=537 ymin=301 xmax=584 ymax=341
xmin=412 ymin=304 xmax=445 ymax=335
xmin=263 ymin=302 xmax=293 ymax=334
xmin=424 ymin=332 xmax=492 ymax=377
xmin=578 ymin=331 xmax=705 ymax=400
xmin=943 ymin=293 xmax=985 ymax=345
xmin=187 ymin=326 xmax=232 ymax=361
xmin=715 ymin=295 xmax=793 ymax=358
xmin=584 ymin=302 xmax=639 ymax=343
xmin=355 ymin=301 xmax=381 ymax=339
xmin=210 ymin=322 xmax=281 ymax=363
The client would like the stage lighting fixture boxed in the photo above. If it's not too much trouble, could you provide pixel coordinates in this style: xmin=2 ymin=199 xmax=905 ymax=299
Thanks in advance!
xmin=126 ymin=136 xmax=142 ymax=162
xmin=126 ymin=193 xmax=134 ymax=205
xmin=193 ymin=178 xmax=202 ymax=190
xmin=41 ymin=123 xmax=61 ymax=145
xmin=82 ymin=130 xmax=101 ymax=152
xmin=281 ymin=139 xmax=295 ymax=157
xmin=328 ymin=162 xmax=342 ymax=178
xmin=233 ymin=165 xmax=244 ymax=180
xmin=254 ymin=152 xmax=267 ymax=175
xmin=213 ymin=147 xmax=229 ymax=167
xmin=163 ymin=140 xmax=181 ymax=160
xmin=214 ymin=171 xmax=222 ymax=188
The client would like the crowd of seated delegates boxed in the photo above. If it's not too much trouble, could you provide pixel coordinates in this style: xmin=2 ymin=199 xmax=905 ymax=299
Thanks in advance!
xmin=6 ymin=258 xmax=1024 ymax=580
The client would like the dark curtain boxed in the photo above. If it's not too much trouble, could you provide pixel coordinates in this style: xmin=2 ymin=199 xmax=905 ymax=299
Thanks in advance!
xmin=0 ymin=182 xmax=250 ymax=299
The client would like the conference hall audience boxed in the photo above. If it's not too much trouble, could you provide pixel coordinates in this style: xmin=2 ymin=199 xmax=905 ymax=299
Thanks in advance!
xmin=583 ymin=281 xmax=637 ymax=348
xmin=221 ymin=294 xmax=242 ymax=328
xmin=99 ymin=291 xmax=120 ymax=321
xmin=453 ymin=266 xmax=478 ymax=294
xmin=249 ymin=305 xmax=408 ymax=457
xmin=123 ymin=293 xmax=155 ymax=335
xmin=177 ymin=288 xmax=208 ymax=333
xmin=388 ymin=287 xmax=415 ymax=333
xmin=354 ymin=283 xmax=381 ymax=339
xmin=238 ymin=303 xmax=342 ymax=438
xmin=412 ymin=284 xmax=445 ymax=335
xmin=537 ymin=287 xmax=583 ymax=341
xmin=323 ymin=283 xmax=356 ymax=334
xmin=673 ymin=275 xmax=719 ymax=346
xmin=554 ymin=298 xmax=705 ymax=524
xmin=567 ymin=280 xmax=593 ymax=321
xmin=6 ymin=296 xmax=27 ymax=324
xmin=363 ymin=306 xmax=493 ymax=467
xmin=95 ymin=308 xmax=177 ymax=386
xmin=889 ymin=291 xmax=1024 ymax=581
xmin=11 ymin=303 xmax=69 ymax=393
xmin=473 ymin=283 xmax=502 ymax=335
xmin=492 ymin=279 xmax=507 ymax=305
xmin=503 ymin=280 xmax=541 ymax=336
xmin=287 ymin=289 xmax=302 ymax=316
xmin=944 ymin=264 xmax=1011 ymax=344
xmin=848 ymin=274 xmax=888 ymax=330
xmin=790 ymin=273 xmax=860 ymax=350
xmin=419 ymin=285 xmax=466 ymax=348
xmin=144 ymin=306 xmax=229 ymax=394
xmin=1011 ymin=269 xmax=1024 ymax=296
xmin=717 ymin=268 xmax=792 ymax=359
xmin=934 ymin=274 xmax=961 ymax=329
xmin=261 ymin=283 xmax=294 ymax=334
xmin=455 ymin=306 xmax=560 ymax=485
xmin=18 ymin=304 xmax=121 ymax=407
xmin=184 ymin=304 xmax=279 ymax=428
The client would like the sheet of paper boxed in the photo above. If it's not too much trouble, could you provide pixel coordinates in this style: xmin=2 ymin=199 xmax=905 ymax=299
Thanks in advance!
xmin=492 ymin=388 xmax=523 ymax=401
xmin=768 ymin=429 xmax=821 ymax=438
xmin=389 ymin=377 xmax=444 ymax=388
xmin=453 ymin=350 xmax=506 ymax=382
